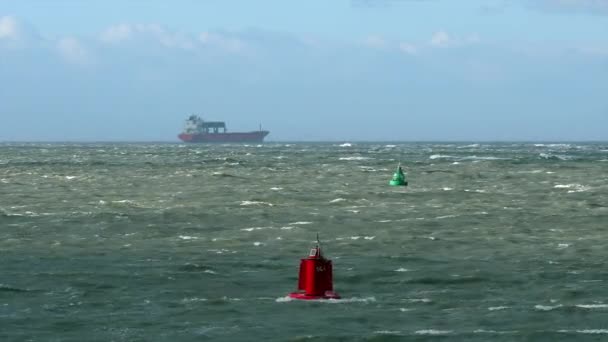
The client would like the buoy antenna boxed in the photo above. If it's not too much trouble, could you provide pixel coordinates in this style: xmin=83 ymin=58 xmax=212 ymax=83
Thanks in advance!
xmin=316 ymin=233 xmax=320 ymax=248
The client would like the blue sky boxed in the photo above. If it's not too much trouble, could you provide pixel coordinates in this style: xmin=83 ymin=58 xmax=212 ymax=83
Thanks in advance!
xmin=1 ymin=0 xmax=607 ymax=141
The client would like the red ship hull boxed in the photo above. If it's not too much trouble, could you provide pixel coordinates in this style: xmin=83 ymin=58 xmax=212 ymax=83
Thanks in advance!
xmin=178 ymin=131 xmax=269 ymax=143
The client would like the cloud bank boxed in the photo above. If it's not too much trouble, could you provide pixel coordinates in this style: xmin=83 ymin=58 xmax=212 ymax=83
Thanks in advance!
xmin=1 ymin=15 xmax=606 ymax=141
xmin=533 ymin=0 xmax=608 ymax=14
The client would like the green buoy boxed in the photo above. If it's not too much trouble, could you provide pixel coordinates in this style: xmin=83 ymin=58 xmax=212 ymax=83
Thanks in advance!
xmin=389 ymin=163 xmax=408 ymax=186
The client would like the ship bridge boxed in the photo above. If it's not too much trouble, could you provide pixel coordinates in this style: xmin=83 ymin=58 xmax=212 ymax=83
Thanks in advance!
xmin=201 ymin=121 xmax=227 ymax=134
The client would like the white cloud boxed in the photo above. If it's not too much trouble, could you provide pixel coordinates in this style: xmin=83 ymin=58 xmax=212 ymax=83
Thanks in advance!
xmin=430 ymin=30 xmax=450 ymax=47
xmin=362 ymin=35 xmax=387 ymax=49
xmin=466 ymin=33 xmax=481 ymax=44
xmin=199 ymin=31 xmax=245 ymax=52
xmin=574 ymin=45 xmax=608 ymax=56
xmin=429 ymin=31 xmax=481 ymax=48
xmin=99 ymin=23 xmax=195 ymax=49
xmin=0 ymin=15 xmax=19 ymax=40
xmin=57 ymin=37 xmax=90 ymax=65
xmin=100 ymin=24 xmax=132 ymax=43
xmin=534 ymin=0 xmax=608 ymax=13
xmin=399 ymin=42 xmax=418 ymax=55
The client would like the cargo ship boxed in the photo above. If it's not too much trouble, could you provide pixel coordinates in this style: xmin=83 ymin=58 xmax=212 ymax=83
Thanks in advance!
xmin=178 ymin=115 xmax=269 ymax=143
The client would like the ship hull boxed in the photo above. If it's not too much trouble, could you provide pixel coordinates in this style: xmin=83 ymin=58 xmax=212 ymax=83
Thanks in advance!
xmin=178 ymin=131 xmax=269 ymax=143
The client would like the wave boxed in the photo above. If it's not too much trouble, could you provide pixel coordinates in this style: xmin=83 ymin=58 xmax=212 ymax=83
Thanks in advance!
xmin=0 ymin=284 xmax=29 ymax=292
xmin=535 ymin=304 xmax=563 ymax=311
xmin=553 ymin=184 xmax=590 ymax=193
xmin=240 ymin=226 xmax=273 ymax=231
xmin=240 ymin=201 xmax=273 ymax=206
xmin=488 ymin=306 xmax=509 ymax=311
xmin=275 ymin=296 xmax=376 ymax=304
xmin=430 ymin=154 xmax=510 ymax=161
xmin=539 ymin=153 xmax=573 ymax=160
xmin=575 ymin=304 xmax=608 ymax=309
xmin=406 ymin=276 xmax=486 ymax=285
xmin=415 ymin=330 xmax=453 ymax=335
xmin=339 ymin=156 xmax=373 ymax=161
xmin=212 ymin=172 xmax=238 ymax=177
xmin=558 ymin=329 xmax=608 ymax=334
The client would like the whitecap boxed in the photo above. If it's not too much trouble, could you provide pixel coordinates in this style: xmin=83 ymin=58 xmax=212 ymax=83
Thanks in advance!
xmin=240 ymin=227 xmax=271 ymax=232
xmin=464 ymin=189 xmax=487 ymax=193
xmin=576 ymin=329 xmax=608 ymax=334
xmin=473 ymin=329 xmax=515 ymax=334
xmin=275 ymin=296 xmax=294 ymax=302
xmin=575 ymin=304 xmax=608 ymax=309
xmin=403 ymin=298 xmax=431 ymax=303
xmin=338 ymin=156 xmax=372 ymax=161
xmin=540 ymin=153 xmax=572 ymax=160
xmin=290 ymin=221 xmax=312 ymax=225
xmin=429 ymin=154 xmax=453 ymax=160
xmin=415 ymin=330 xmax=452 ymax=335
xmin=329 ymin=198 xmax=346 ymax=203
xmin=253 ymin=242 xmax=263 ymax=246
xmin=182 ymin=297 xmax=208 ymax=303
xmin=554 ymin=184 xmax=580 ymax=189
xmin=394 ymin=268 xmax=410 ymax=272
xmin=204 ymin=270 xmax=217 ymax=274
xmin=374 ymin=330 xmax=401 ymax=335
xmin=178 ymin=236 xmax=198 ymax=240
xmin=488 ymin=306 xmax=509 ymax=311
xmin=442 ymin=187 xmax=453 ymax=191
xmin=339 ymin=143 xmax=352 ymax=147
xmin=535 ymin=304 xmax=562 ymax=311
xmin=270 ymin=187 xmax=283 ymax=191
xmin=323 ymin=296 xmax=376 ymax=304
xmin=462 ymin=155 xmax=509 ymax=161
xmin=240 ymin=201 xmax=273 ymax=206
xmin=275 ymin=296 xmax=375 ymax=304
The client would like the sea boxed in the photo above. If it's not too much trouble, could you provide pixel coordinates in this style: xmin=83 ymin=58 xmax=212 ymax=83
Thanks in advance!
xmin=1 ymin=142 xmax=608 ymax=341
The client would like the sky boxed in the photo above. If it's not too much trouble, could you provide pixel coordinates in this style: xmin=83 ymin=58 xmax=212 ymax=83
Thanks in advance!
xmin=1 ymin=0 xmax=607 ymax=141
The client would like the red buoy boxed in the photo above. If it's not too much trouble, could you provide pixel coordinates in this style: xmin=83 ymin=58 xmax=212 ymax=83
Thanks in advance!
xmin=288 ymin=234 xmax=340 ymax=300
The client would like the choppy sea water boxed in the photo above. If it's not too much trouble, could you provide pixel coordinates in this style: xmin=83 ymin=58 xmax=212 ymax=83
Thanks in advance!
xmin=1 ymin=142 xmax=608 ymax=341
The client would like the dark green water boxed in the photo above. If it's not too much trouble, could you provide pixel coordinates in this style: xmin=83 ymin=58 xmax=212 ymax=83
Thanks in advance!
xmin=1 ymin=142 xmax=608 ymax=341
